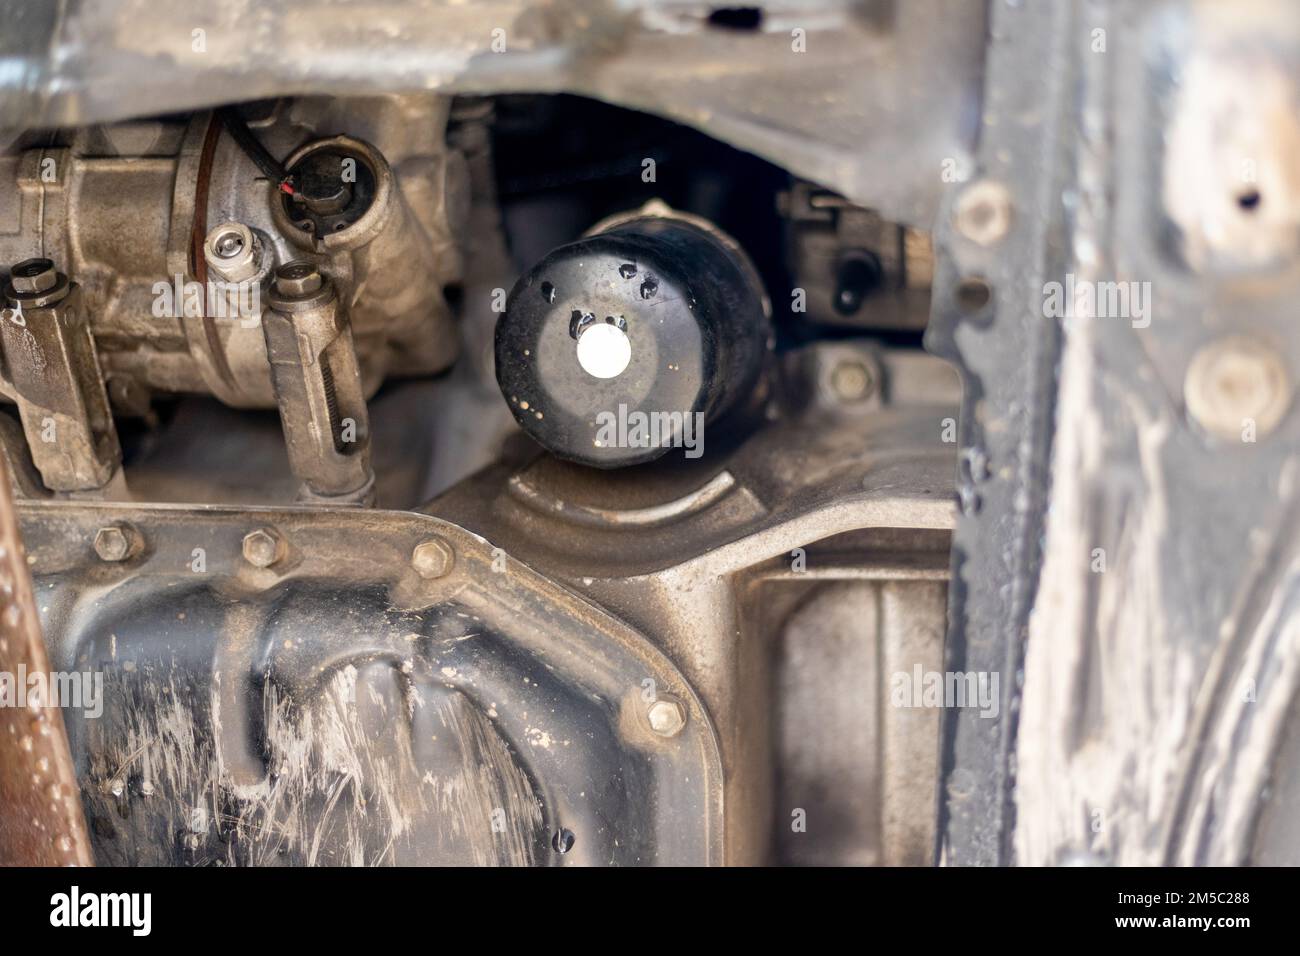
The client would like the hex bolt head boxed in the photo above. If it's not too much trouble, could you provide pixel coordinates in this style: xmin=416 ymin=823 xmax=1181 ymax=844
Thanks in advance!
xmin=93 ymin=525 xmax=136 ymax=562
xmin=647 ymin=697 xmax=686 ymax=737
xmin=274 ymin=260 xmax=323 ymax=297
xmin=953 ymin=180 xmax=1014 ymax=246
xmin=411 ymin=538 xmax=454 ymax=579
xmin=242 ymin=528 xmax=285 ymax=569
xmin=203 ymin=222 xmax=260 ymax=283
xmin=10 ymin=257 xmax=59 ymax=294
xmin=1185 ymin=336 xmax=1291 ymax=440
xmin=830 ymin=359 xmax=875 ymax=402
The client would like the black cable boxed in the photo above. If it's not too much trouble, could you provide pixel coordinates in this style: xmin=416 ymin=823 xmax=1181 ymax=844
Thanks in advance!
xmin=214 ymin=107 xmax=294 ymax=194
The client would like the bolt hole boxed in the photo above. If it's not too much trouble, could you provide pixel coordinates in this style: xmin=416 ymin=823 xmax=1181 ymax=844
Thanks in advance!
xmin=834 ymin=251 xmax=883 ymax=316
xmin=569 ymin=310 xmax=595 ymax=339
xmin=708 ymin=7 xmax=763 ymax=30
xmin=1237 ymin=189 xmax=1262 ymax=212
xmin=551 ymin=828 xmax=576 ymax=854
xmin=955 ymin=276 xmax=992 ymax=315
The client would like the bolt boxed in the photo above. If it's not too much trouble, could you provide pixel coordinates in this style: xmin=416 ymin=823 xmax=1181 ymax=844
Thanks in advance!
xmin=274 ymin=261 xmax=323 ymax=297
xmin=647 ymin=697 xmax=686 ymax=737
xmin=204 ymin=223 xmax=260 ymax=283
xmin=242 ymin=528 xmax=285 ymax=568
xmin=953 ymin=180 xmax=1013 ymax=246
xmin=830 ymin=358 xmax=875 ymax=402
xmin=93 ymin=525 xmax=136 ymax=562
xmin=9 ymin=257 xmax=58 ymax=294
xmin=411 ymin=538 xmax=454 ymax=579
xmin=215 ymin=233 xmax=243 ymax=258
xmin=1185 ymin=336 xmax=1291 ymax=440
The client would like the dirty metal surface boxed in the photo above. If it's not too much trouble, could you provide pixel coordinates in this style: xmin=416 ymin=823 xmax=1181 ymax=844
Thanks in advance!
xmin=0 ymin=0 xmax=984 ymax=228
xmin=19 ymin=502 xmax=722 ymax=866
xmin=930 ymin=0 xmax=1300 ymax=867
xmin=924 ymin=0 xmax=1070 ymax=869
xmin=432 ymin=343 xmax=960 ymax=863
xmin=765 ymin=572 xmax=948 ymax=866
xmin=1017 ymin=0 xmax=1300 ymax=867
xmin=0 ymin=96 xmax=463 ymax=413
xmin=0 ymin=465 xmax=93 ymax=866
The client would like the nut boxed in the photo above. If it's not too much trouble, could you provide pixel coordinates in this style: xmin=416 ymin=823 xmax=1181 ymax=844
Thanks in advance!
xmin=274 ymin=261 xmax=323 ymax=297
xmin=1185 ymin=336 xmax=1291 ymax=440
xmin=647 ymin=697 xmax=686 ymax=737
xmin=411 ymin=538 xmax=454 ymax=579
xmin=93 ymin=525 xmax=136 ymax=562
xmin=9 ymin=257 xmax=58 ymax=295
xmin=953 ymin=180 xmax=1013 ymax=246
xmin=203 ymin=222 xmax=260 ymax=283
xmin=242 ymin=528 xmax=285 ymax=568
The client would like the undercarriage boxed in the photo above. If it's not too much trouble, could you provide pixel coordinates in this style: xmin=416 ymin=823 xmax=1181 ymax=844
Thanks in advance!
xmin=1 ymin=0 xmax=1297 ymax=881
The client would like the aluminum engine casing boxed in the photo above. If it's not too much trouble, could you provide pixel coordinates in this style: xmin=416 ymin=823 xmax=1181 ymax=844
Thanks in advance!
xmin=0 ymin=95 xmax=467 ymax=413
xmin=20 ymin=343 xmax=956 ymax=865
